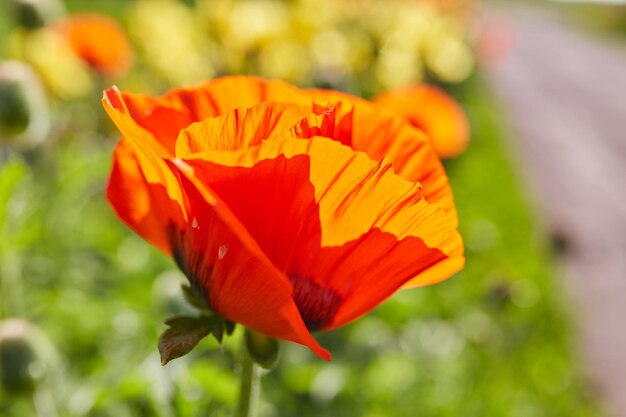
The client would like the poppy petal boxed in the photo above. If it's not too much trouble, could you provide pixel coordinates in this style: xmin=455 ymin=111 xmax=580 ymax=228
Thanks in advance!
xmin=103 ymin=89 xmax=185 ymax=222
xmin=114 ymin=91 xmax=191 ymax=153
xmin=305 ymin=89 xmax=458 ymax=226
xmin=110 ymin=76 xmax=309 ymax=153
xmin=169 ymin=159 xmax=330 ymax=360
xmin=165 ymin=76 xmax=308 ymax=115
xmin=373 ymin=84 xmax=470 ymax=159
xmin=108 ymin=78 xmax=458 ymax=225
xmin=352 ymin=105 xmax=459 ymax=228
xmin=103 ymin=89 xmax=188 ymax=252
xmin=107 ymin=139 xmax=174 ymax=254
xmin=105 ymin=89 xmax=330 ymax=359
xmin=181 ymin=131 xmax=463 ymax=332
xmin=175 ymin=102 xmax=309 ymax=155
xmin=104 ymin=78 xmax=465 ymax=359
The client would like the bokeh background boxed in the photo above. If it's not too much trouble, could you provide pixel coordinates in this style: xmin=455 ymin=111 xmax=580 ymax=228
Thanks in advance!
xmin=1 ymin=0 xmax=625 ymax=416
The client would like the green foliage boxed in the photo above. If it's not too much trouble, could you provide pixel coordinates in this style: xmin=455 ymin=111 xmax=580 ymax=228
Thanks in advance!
xmin=0 ymin=159 xmax=27 ymax=233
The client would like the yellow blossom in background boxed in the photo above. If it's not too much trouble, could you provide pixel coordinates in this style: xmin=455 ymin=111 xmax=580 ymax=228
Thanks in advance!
xmin=127 ymin=0 xmax=215 ymax=86
xmin=258 ymin=39 xmax=312 ymax=83
xmin=8 ymin=28 xmax=92 ymax=99
xmin=192 ymin=0 xmax=477 ymax=89
xmin=422 ymin=18 xmax=474 ymax=83
xmin=226 ymin=0 xmax=290 ymax=50
xmin=6 ymin=0 xmax=478 ymax=102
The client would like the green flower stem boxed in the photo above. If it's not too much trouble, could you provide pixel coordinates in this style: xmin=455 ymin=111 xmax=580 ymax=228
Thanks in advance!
xmin=236 ymin=333 xmax=260 ymax=417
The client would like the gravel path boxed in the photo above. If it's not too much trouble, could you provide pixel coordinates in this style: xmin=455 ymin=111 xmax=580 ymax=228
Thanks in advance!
xmin=489 ymin=8 xmax=626 ymax=417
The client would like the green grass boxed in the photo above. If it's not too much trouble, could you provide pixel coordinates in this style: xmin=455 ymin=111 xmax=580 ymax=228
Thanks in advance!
xmin=0 ymin=75 xmax=604 ymax=416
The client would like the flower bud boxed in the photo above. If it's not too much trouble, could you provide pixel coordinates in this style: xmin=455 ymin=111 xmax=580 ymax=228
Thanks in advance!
xmin=9 ymin=0 xmax=65 ymax=30
xmin=0 ymin=318 xmax=58 ymax=396
xmin=0 ymin=60 xmax=49 ymax=148
xmin=245 ymin=329 xmax=279 ymax=370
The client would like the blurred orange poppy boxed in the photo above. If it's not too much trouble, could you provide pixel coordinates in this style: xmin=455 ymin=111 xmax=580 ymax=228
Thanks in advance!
xmin=52 ymin=13 xmax=133 ymax=77
xmin=374 ymin=84 xmax=470 ymax=159
xmin=103 ymin=76 xmax=463 ymax=360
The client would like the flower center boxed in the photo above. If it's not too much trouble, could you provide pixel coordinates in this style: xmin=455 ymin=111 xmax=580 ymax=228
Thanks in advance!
xmin=288 ymin=273 xmax=342 ymax=331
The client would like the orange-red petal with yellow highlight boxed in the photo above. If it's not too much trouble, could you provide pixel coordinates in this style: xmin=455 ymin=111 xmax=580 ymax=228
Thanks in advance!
xmin=180 ymin=108 xmax=463 ymax=331
xmin=104 ymin=81 xmax=465 ymax=359
xmin=104 ymin=90 xmax=330 ymax=359
xmin=105 ymin=76 xmax=457 ymax=224
xmin=103 ymin=87 xmax=190 ymax=227
xmin=305 ymin=89 xmax=458 ymax=227
xmin=150 ymin=77 xmax=459 ymax=223
xmin=183 ymin=137 xmax=462 ymax=330
xmin=176 ymin=102 xmax=310 ymax=154
xmin=113 ymin=77 xmax=310 ymax=153
xmin=107 ymin=138 xmax=176 ymax=254
xmin=52 ymin=13 xmax=133 ymax=77
xmin=373 ymin=84 xmax=470 ymax=159
xmin=167 ymin=76 xmax=309 ymax=116
xmin=165 ymin=159 xmax=330 ymax=360
xmin=103 ymin=88 xmax=189 ymax=253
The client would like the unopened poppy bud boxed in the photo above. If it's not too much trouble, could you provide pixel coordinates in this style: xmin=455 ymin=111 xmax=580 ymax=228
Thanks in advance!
xmin=0 ymin=75 xmax=30 ymax=137
xmin=9 ymin=0 xmax=65 ymax=30
xmin=245 ymin=329 xmax=279 ymax=370
xmin=0 ymin=60 xmax=49 ymax=148
xmin=0 ymin=318 xmax=58 ymax=396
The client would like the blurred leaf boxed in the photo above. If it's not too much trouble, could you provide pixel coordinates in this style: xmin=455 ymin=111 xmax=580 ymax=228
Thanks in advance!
xmin=0 ymin=159 xmax=27 ymax=231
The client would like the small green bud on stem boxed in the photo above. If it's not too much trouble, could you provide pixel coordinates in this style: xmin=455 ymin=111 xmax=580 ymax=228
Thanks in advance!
xmin=0 ymin=61 xmax=49 ymax=149
xmin=244 ymin=329 xmax=279 ymax=370
xmin=0 ymin=318 xmax=57 ymax=396
xmin=9 ymin=0 xmax=65 ymax=30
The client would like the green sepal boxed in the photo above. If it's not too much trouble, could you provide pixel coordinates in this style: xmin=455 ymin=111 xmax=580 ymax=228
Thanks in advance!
xmin=158 ymin=315 xmax=222 ymax=365
xmin=211 ymin=323 xmax=224 ymax=344
xmin=244 ymin=329 xmax=279 ymax=370
xmin=180 ymin=284 xmax=212 ymax=312
xmin=224 ymin=320 xmax=236 ymax=336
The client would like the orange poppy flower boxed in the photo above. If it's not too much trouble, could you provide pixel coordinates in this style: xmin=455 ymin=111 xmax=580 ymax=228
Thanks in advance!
xmin=103 ymin=76 xmax=463 ymax=360
xmin=52 ymin=13 xmax=133 ymax=77
xmin=373 ymin=84 xmax=470 ymax=159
